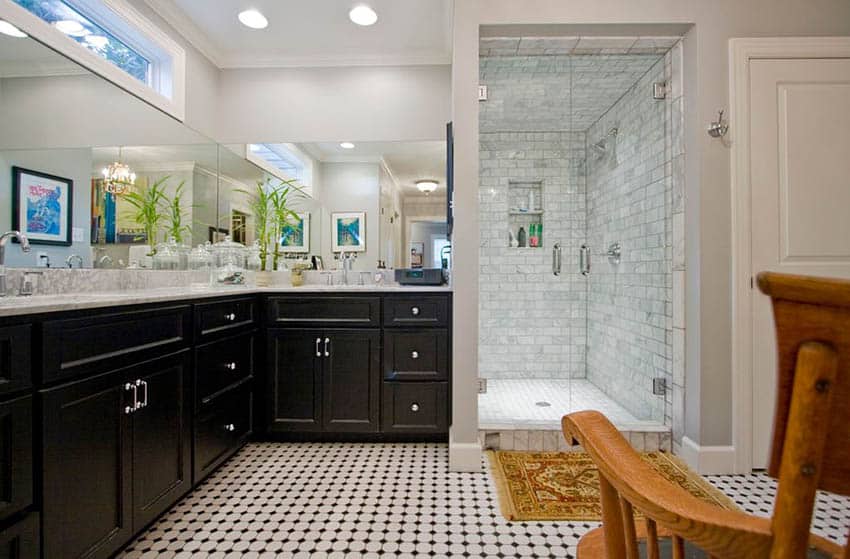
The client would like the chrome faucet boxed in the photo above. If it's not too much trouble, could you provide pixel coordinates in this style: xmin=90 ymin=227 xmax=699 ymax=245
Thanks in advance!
xmin=65 ymin=254 xmax=83 ymax=269
xmin=339 ymin=251 xmax=354 ymax=285
xmin=97 ymin=254 xmax=114 ymax=268
xmin=0 ymin=231 xmax=31 ymax=297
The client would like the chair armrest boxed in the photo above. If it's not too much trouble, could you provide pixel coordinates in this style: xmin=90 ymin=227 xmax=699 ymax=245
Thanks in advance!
xmin=562 ymin=410 xmax=773 ymax=559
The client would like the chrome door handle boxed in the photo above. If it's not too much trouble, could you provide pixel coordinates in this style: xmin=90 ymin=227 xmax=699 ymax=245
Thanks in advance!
xmin=553 ymin=242 xmax=562 ymax=276
xmin=137 ymin=379 xmax=148 ymax=409
xmin=580 ymin=244 xmax=591 ymax=276
xmin=315 ymin=337 xmax=321 ymax=357
xmin=124 ymin=382 xmax=138 ymax=414
xmin=324 ymin=337 xmax=330 ymax=357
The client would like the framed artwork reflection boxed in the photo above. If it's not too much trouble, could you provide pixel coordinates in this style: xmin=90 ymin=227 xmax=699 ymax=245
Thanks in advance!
xmin=331 ymin=211 xmax=366 ymax=252
xmin=281 ymin=212 xmax=310 ymax=253
xmin=12 ymin=166 xmax=73 ymax=246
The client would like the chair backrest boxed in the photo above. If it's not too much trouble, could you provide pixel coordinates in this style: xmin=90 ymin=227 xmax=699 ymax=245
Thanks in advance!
xmin=757 ymin=272 xmax=850 ymax=496
xmin=561 ymin=272 xmax=850 ymax=558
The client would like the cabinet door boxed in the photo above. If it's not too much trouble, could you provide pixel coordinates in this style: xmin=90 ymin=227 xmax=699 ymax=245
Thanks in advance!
xmin=267 ymin=330 xmax=323 ymax=432
xmin=0 ymin=395 xmax=32 ymax=526
xmin=131 ymin=352 xmax=191 ymax=530
xmin=323 ymin=329 xmax=380 ymax=433
xmin=41 ymin=370 xmax=133 ymax=559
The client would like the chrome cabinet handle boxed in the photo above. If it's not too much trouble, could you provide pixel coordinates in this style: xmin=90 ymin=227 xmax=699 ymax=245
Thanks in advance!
xmin=410 ymin=402 xmax=420 ymax=412
xmin=580 ymin=244 xmax=591 ymax=276
xmin=225 ymin=362 xmax=237 ymax=371
xmin=224 ymin=313 xmax=236 ymax=321
xmin=553 ymin=242 xmax=562 ymax=276
xmin=411 ymin=306 xmax=420 ymax=316
xmin=224 ymin=423 xmax=236 ymax=432
xmin=137 ymin=379 xmax=148 ymax=409
xmin=124 ymin=382 xmax=138 ymax=414
xmin=315 ymin=337 xmax=321 ymax=357
xmin=324 ymin=337 xmax=330 ymax=357
xmin=411 ymin=351 xmax=419 ymax=359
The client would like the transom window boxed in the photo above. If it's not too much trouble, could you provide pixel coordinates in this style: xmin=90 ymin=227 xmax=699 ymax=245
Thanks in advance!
xmin=249 ymin=144 xmax=313 ymax=186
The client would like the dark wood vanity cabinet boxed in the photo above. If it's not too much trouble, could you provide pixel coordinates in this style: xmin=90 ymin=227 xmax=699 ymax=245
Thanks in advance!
xmin=41 ymin=351 xmax=191 ymax=559
xmin=267 ymin=328 xmax=381 ymax=433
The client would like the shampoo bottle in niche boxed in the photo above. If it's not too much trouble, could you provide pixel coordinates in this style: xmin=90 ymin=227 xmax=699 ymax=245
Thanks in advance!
xmin=517 ymin=226 xmax=527 ymax=247
xmin=529 ymin=223 xmax=538 ymax=247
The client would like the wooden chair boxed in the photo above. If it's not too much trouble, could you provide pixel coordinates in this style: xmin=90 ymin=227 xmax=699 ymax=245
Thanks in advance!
xmin=562 ymin=272 xmax=850 ymax=558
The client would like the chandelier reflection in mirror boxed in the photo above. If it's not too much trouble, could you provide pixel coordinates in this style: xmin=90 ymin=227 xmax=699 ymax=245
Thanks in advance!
xmin=102 ymin=147 xmax=136 ymax=194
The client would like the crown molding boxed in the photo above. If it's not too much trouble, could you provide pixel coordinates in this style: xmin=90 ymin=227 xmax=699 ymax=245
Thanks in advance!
xmin=142 ymin=0 xmax=224 ymax=67
xmin=218 ymin=52 xmax=452 ymax=70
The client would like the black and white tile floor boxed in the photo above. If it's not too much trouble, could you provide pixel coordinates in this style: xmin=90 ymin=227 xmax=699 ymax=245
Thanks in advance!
xmin=122 ymin=443 xmax=850 ymax=558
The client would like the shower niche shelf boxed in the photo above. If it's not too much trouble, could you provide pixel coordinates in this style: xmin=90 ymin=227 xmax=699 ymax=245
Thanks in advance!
xmin=508 ymin=180 xmax=544 ymax=248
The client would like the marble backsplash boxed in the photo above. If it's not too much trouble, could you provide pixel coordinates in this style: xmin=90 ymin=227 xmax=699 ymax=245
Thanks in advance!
xmin=1 ymin=268 xmax=400 ymax=296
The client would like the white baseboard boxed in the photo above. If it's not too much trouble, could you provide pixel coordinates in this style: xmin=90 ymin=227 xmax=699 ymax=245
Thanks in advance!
xmin=449 ymin=431 xmax=482 ymax=472
xmin=679 ymin=436 xmax=736 ymax=474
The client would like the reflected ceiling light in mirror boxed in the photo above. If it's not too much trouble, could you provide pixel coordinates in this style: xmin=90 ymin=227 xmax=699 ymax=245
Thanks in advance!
xmin=0 ymin=20 xmax=27 ymax=38
xmin=54 ymin=20 xmax=87 ymax=37
xmin=339 ymin=142 xmax=356 ymax=149
xmin=416 ymin=180 xmax=439 ymax=194
xmin=102 ymin=147 xmax=136 ymax=195
xmin=238 ymin=9 xmax=268 ymax=29
xmin=349 ymin=5 xmax=378 ymax=26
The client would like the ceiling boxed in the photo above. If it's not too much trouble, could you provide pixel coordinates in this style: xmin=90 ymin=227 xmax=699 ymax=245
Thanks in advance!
xmin=301 ymin=141 xmax=446 ymax=197
xmin=145 ymin=0 xmax=453 ymax=68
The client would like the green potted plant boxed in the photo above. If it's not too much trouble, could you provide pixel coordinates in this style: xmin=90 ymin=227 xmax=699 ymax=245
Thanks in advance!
xmin=163 ymin=180 xmax=193 ymax=245
xmin=122 ymin=176 xmax=169 ymax=255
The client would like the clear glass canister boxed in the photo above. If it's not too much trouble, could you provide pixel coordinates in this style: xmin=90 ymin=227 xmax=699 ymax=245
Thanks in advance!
xmin=188 ymin=244 xmax=213 ymax=288
xmin=246 ymin=240 xmax=262 ymax=271
xmin=152 ymin=241 xmax=179 ymax=270
xmin=210 ymin=235 xmax=247 ymax=285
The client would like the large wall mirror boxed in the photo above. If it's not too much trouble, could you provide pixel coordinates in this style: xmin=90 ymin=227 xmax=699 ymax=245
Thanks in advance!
xmin=0 ymin=33 xmax=448 ymax=271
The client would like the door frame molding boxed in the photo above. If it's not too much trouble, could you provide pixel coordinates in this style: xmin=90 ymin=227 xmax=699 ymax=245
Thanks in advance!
xmin=729 ymin=37 xmax=850 ymax=473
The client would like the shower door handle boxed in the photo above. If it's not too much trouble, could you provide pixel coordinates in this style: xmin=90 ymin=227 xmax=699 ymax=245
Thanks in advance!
xmin=552 ymin=243 xmax=562 ymax=276
xmin=580 ymin=245 xmax=590 ymax=276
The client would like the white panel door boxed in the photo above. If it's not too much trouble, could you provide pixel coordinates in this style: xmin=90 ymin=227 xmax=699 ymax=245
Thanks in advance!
xmin=750 ymin=58 xmax=850 ymax=468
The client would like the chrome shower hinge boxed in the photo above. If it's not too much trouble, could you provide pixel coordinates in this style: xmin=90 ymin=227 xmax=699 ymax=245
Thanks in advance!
xmin=477 ymin=378 xmax=488 ymax=394
xmin=478 ymin=85 xmax=488 ymax=101
xmin=652 ymin=81 xmax=667 ymax=100
xmin=652 ymin=378 xmax=667 ymax=396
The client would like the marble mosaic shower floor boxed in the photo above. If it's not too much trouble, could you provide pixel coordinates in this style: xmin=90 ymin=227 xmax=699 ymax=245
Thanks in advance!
xmin=121 ymin=443 xmax=850 ymax=559
xmin=479 ymin=379 xmax=663 ymax=430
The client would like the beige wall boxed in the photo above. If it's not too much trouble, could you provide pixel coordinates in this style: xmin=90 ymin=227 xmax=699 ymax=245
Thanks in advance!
xmin=450 ymin=0 xmax=850 ymax=466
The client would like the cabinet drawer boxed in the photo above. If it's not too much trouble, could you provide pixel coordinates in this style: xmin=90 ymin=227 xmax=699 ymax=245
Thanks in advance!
xmin=195 ymin=298 xmax=256 ymax=340
xmin=384 ymin=296 xmax=448 ymax=327
xmin=382 ymin=382 xmax=448 ymax=433
xmin=0 ymin=512 xmax=39 ymax=559
xmin=42 ymin=305 xmax=191 ymax=383
xmin=194 ymin=384 xmax=252 ymax=481
xmin=0 ymin=325 xmax=31 ymax=396
xmin=384 ymin=330 xmax=448 ymax=381
xmin=0 ymin=395 xmax=32 ymax=526
xmin=267 ymin=296 xmax=380 ymax=327
xmin=195 ymin=333 xmax=254 ymax=404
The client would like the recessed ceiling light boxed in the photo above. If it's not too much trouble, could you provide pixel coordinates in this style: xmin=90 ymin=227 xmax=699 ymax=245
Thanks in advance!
xmin=416 ymin=180 xmax=439 ymax=194
xmin=340 ymin=142 xmax=355 ymax=150
xmin=54 ymin=20 xmax=87 ymax=37
xmin=349 ymin=5 xmax=378 ymax=26
xmin=238 ymin=9 xmax=268 ymax=30
xmin=0 ymin=20 xmax=27 ymax=38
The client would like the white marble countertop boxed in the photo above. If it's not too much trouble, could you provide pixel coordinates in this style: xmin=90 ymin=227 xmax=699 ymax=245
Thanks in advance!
xmin=0 ymin=284 xmax=452 ymax=317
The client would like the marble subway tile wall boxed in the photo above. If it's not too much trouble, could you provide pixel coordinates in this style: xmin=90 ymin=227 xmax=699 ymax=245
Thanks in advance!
xmin=479 ymin=131 xmax=586 ymax=379
xmin=584 ymin=56 xmax=672 ymax=423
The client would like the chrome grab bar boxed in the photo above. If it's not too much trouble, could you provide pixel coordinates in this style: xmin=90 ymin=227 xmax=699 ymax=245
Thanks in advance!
xmin=580 ymin=244 xmax=591 ymax=276
xmin=553 ymin=242 xmax=562 ymax=276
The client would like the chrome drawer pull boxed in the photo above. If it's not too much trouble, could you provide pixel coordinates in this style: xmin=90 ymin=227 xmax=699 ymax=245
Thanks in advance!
xmin=411 ymin=351 xmax=419 ymax=359
xmin=224 ymin=313 xmax=236 ymax=321
xmin=225 ymin=362 xmax=237 ymax=371
xmin=410 ymin=402 xmax=420 ymax=412
xmin=411 ymin=306 xmax=420 ymax=316
xmin=124 ymin=382 xmax=138 ymax=415
xmin=324 ymin=337 xmax=330 ymax=357
xmin=224 ymin=423 xmax=236 ymax=432
xmin=137 ymin=379 xmax=148 ymax=409
xmin=315 ymin=338 xmax=321 ymax=357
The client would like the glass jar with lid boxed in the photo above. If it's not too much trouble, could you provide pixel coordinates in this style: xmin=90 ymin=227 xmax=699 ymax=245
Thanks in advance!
xmin=188 ymin=244 xmax=213 ymax=288
xmin=152 ymin=240 xmax=179 ymax=270
xmin=210 ymin=235 xmax=247 ymax=285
